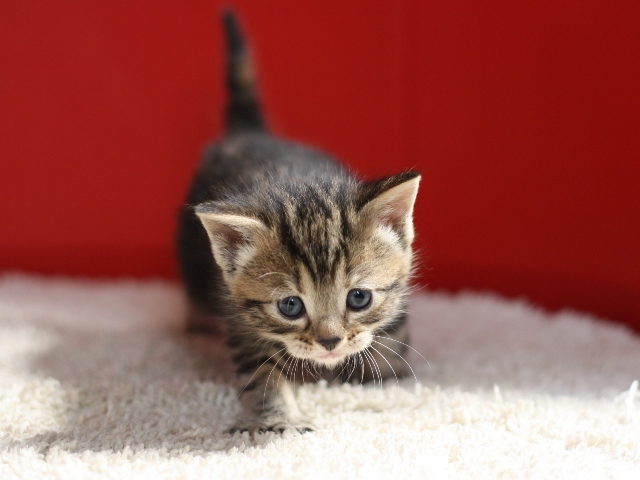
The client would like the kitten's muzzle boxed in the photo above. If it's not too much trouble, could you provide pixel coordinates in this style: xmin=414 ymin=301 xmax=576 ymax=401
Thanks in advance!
xmin=317 ymin=337 xmax=342 ymax=351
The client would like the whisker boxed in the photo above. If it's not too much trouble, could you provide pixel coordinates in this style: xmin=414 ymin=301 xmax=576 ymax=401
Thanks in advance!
xmin=263 ymin=353 xmax=285 ymax=408
xmin=361 ymin=349 xmax=380 ymax=387
xmin=291 ymin=358 xmax=299 ymax=395
xmin=369 ymin=345 xmax=399 ymax=387
xmin=253 ymin=339 xmax=277 ymax=367
xmin=365 ymin=348 xmax=382 ymax=386
xmin=239 ymin=347 xmax=286 ymax=397
xmin=358 ymin=352 xmax=365 ymax=385
xmin=276 ymin=353 xmax=294 ymax=391
xmin=361 ymin=351 xmax=374 ymax=385
xmin=340 ymin=356 xmax=350 ymax=383
xmin=312 ymin=361 xmax=322 ymax=381
xmin=373 ymin=334 xmax=431 ymax=367
xmin=332 ymin=357 xmax=351 ymax=385
xmin=371 ymin=340 xmax=419 ymax=383
xmin=303 ymin=358 xmax=319 ymax=382
xmin=287 ymin=354 xmax=296 ymax=382
xmin=365 ymin=348 xmax=384 ymax=389
xmin=344 ymin=355 xmax=357 ymax=383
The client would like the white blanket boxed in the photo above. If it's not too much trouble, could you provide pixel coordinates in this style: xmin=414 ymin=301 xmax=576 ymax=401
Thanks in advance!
xmin=1 ymin=274 xmax=639 ymax=479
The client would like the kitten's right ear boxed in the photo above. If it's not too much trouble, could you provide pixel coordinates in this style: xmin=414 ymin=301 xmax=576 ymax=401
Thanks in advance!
xmin=195 ymin=205 xmax=267 ymax=278
xmin=358 ymin=171 xmax=421 ymax=246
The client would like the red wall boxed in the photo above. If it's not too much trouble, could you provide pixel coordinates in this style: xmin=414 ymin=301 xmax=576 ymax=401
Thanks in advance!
xmin=1 ymin=1 xmax=639 ymax=327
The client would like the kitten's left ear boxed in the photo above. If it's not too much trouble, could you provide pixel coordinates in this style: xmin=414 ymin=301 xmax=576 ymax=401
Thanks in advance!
xmin=359 ymin=171 xmax=421 ymax=246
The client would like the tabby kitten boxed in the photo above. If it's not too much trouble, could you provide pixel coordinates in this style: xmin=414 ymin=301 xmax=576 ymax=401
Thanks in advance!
xmin=177 ymin=12 xmax=421 ymax=433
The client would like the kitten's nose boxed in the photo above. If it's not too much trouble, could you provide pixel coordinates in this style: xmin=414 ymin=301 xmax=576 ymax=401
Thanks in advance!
xmin=317 ymin=337 xmax=342 ymax=351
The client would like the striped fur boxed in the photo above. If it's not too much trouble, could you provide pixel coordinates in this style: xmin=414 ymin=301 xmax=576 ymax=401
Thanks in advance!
xmin=177 ymin=12 xmax=420 ymax=434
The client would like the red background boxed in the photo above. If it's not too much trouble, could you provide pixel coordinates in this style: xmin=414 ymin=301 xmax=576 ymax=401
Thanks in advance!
xmin=1 ymin=1 xmax=639 ymax=327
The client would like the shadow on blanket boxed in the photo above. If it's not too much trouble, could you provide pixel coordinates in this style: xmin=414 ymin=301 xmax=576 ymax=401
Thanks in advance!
xmin=8 ymin=327 xmax=279 ymax=455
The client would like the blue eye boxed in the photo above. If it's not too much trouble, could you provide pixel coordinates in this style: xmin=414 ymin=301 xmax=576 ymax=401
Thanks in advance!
xmin=346 ymin=289 xmax=372 ymax=310
xmin=277 ymin=296 xmax=305 ymax=319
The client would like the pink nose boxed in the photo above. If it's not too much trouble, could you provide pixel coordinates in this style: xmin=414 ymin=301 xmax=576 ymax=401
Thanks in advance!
xmin=317 ymin=337 xmax=342 ymax=351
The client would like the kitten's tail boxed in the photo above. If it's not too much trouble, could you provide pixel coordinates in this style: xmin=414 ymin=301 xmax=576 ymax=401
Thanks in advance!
xmin=223 ymin=11 xmax=266 ymax=134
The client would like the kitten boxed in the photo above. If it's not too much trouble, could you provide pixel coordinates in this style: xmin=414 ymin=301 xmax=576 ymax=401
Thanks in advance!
xmin=177 ymin=12 xmax=420 ymax=434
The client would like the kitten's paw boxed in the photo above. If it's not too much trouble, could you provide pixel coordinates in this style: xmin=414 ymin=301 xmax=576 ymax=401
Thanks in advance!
xmin=230 ymin=418 xmax=315 ymax=435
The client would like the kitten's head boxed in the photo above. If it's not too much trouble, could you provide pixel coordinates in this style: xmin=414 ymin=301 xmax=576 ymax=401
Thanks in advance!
xmin=195 ymin=171 xmax=420 ymax=368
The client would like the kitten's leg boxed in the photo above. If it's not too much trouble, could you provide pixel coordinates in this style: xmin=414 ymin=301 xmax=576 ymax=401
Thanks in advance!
xmin=234 ymin=356 xmax=315 ymax=434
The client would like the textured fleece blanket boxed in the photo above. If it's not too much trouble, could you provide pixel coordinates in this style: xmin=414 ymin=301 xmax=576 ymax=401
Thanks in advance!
xmin=1 ymin=274 xmax=639 ymax=479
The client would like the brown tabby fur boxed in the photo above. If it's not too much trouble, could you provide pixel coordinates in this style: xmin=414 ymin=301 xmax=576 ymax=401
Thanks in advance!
xmin=177 ymin=12 xmax=421 ymax=433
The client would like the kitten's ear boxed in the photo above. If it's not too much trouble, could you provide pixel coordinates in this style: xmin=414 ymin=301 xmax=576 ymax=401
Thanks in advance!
xmin=195 ymin=206 xmax=267 ymax=277
xmin=359 ymin=171 xmax=421 ymax=245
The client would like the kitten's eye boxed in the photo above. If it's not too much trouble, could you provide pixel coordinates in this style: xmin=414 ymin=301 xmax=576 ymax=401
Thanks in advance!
xmin=277 ymin=296 xmax=305 ymax=319
xmin=346 ymin=289 xmax=372 ymax=310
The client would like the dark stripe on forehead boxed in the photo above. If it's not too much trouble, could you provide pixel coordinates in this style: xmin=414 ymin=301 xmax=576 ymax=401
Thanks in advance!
xmin=277 ymin=203 xmax=317 ymax=281
xmin=300 ymin=188 xmax=332 ymax=218
xmin=339 ymin=207 xmax=351 ymax=250
xmin=275 ymin=184 xmax=355 ymax=284
xmin=277 ymin=211 xmax=322 ymax=283
xmin=329 ymin=248 xmax=343 ymax=278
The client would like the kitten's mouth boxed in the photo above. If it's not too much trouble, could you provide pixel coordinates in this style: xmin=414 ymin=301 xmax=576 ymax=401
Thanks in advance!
xmin=319 ymin=352 xmax=342 ymax=360
xmin=315 ymin=350 xmax=347 ymax=367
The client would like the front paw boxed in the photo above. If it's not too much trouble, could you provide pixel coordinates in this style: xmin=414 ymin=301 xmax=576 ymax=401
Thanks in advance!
xmin=230 ymin=417 xmax=315 ymax=435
